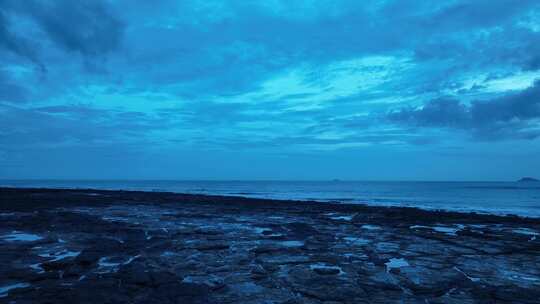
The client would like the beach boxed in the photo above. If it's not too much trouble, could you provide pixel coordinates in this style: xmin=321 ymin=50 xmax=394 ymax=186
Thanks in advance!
xmin=1 ymin=187 xmax=540 ymax=303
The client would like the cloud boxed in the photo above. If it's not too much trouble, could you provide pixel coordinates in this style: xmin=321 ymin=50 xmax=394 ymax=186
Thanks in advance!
xmin=423 ymin=0 xmax=539 ymax=30
xmin=0 ymin=71 xmax=28 ymax=103
xmin=0 ymin=104 xmax=176 ymax=147
xmin=0 ymin=9 xmax=41 ymax=68
xmin=388 ymin=81 xmax=540 ymax=140
xmin=0 ymin=0 xmax=124 ymax=67
xmin=24 ymin=1 xmax=124 ymax=56
xmin=142 ymin=1 xmax=540 ymax=97
xmin=388 ymin=99 xmax=469 ymax=128
xmin=2 ymin=0 xmax=540 ymax=180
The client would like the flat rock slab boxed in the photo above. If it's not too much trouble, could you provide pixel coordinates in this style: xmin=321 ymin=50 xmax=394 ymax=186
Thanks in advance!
xmin=1 ymin=187 xmax=540 ymax=303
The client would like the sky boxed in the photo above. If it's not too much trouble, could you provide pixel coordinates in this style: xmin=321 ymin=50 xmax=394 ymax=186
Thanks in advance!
xmin=1 ymin=0 xmax=540 ymax=181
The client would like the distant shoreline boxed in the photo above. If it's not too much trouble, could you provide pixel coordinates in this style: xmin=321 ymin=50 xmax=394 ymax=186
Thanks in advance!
xmin=0 ymin=179 xmax=534 ymax=182
xmin=2 ymin=187 xmax=540 ymax=223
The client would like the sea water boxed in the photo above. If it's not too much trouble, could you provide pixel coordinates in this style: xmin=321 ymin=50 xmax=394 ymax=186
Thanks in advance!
xmin=1 ymin=180 xmax=540 ymax=217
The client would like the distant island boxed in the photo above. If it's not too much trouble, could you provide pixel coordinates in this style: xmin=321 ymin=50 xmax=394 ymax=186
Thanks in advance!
xmin=518 ymin=177 xmax=539 ymax=182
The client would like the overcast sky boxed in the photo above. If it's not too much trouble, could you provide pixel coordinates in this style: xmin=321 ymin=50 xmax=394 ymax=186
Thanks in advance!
xmin=1 ymin=0 xmax=540 ymax=180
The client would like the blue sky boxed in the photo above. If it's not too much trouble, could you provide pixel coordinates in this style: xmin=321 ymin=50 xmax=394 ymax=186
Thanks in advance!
xmin=1 ymin=0 xmax=540 ymax=180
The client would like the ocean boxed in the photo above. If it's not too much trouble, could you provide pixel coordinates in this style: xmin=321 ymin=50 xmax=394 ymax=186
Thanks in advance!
xmin=2 ymin=180 xmax=540 ymax=218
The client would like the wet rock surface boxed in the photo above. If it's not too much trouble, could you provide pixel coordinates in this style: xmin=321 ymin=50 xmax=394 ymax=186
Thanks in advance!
xmin=1 ymin=187 xmax=540 ymax=303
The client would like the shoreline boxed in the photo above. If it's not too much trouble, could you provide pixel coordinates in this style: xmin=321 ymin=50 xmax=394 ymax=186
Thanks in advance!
xmin=2 ymin=186 xmax=540 ymax=223
xmin=1 ymin=187 xmax=540 ymax=303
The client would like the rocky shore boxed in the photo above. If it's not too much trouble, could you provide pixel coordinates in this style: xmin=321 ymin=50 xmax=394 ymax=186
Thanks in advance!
xmin=1 ymin=187 xmax=540 ymax=303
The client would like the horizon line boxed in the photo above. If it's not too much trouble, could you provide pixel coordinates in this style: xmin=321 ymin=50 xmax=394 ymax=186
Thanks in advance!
xmin=0 ymin=178 xmax=533 ymax=183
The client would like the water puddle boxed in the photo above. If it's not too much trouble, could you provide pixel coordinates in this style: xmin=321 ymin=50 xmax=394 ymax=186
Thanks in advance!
xmin=330 ymin=215 xmax=354 ymax=221
xmin=280 ymin=240 xmax=304 ymax=247
xmin=310 ymin=263 xmax=345 ymax=275
xmin=0 ymin=283 xmax=30 ymax=298
xmin=97 ymin=255 xmax=140 ymax=272
xmin=343 ymin=237 xmax=370 ymax=245
xmin=361 ymin=224 xmax=381 ymax=231
xmin=513 ymin=228 xmax=538 ymax=236
xmin=29 ymin=263 xmax=44 ymax=273
xmin=1 ymin=231 xmax=43 ymax=242
xmin=385 ymin=258 xmax=409 ymax=272
xmin=410 ymin=225 xmax=464 ymax=236
xmin=38 ymin=250 xmax=80 ymax=262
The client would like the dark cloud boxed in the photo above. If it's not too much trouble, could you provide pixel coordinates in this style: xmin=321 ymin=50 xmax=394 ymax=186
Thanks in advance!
xmin=0 ymin=0 xmax=124 ymax=67
xmin=124 ymin=0 xmax=540 ymax=98
xmin=388 ymin=99 xmax=469 ymax=128
xmin=0 ymin=9 xmax=41 ymax=68
xmin=1 ymin=0 xmax=540 ymax=175
xmin=388 ymin=81 xmax=540 ymax=140
xmin=24 ymin=1 xmax=124 ymax=56
xmin=424 ymin=0 xmax=538 ymax=30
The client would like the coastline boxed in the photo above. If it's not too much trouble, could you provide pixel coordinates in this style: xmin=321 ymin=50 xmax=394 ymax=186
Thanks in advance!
xmin=1 ymin=187 xmax=540 ymax=303
xmin=2 ymin=180 xmax=540 ymax=219
xmin=2 ymin=186 xmax=540 ymax=222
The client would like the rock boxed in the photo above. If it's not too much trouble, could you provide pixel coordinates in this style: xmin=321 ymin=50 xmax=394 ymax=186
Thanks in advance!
xmin=494 ymin=285 xmax=540 ymax=303
xmin=146 ymin=240 xmax=174 ymax=252
xmin=396 ymin=266 xmax=466 ymax=296
xmin=251 ymin=264 xmax=267 ymax=275
xmin=63 ymin=265 xmax=86 ymax=279
xmin=287 ymin=266 xmax=366 ymax=302
xmin=193 ymin=242 xmax=229 ymax=251
xmin=41 ymin=260 xmax=73 ymax=272
xmin=312 ymin=267 xmax=340 ymax=275
xmin=193 ymin=228 xmax=222 ymax=235
xmin=3 ymin=188 xmax=540 ymax=304
xmin=74 ymin=249 xmax=101 ymax=267
xmin=207 ymin=278 xmax=226 ymax=291
xmin=121 ymin=268 xmax=153 ymax=286
xmin=208 ymin=265 xmax=231 ymax=273
xmin=85 ymin=238 xmax=124 ymax=253
xmin=250 ymin=245 xmax=282 ymax=255
xmin=149 ymin=270 xmax=181 ymax=286
xmin=151 ymin=282 xmax=210 ymax=304
xmin=285 ymin=223 xmax=319 ymax=238
xmin=4 ymin=268 xmax=36 ymax=280
xmin=262 ymin=263 xmax=280 ymax=273
xmin=517 ymin=177 xmax=539 ymax=182
xmin=375 ymin=242 xmax=400 ymax=254
xmin=251 ymin=264 xmax=268 ymax=280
